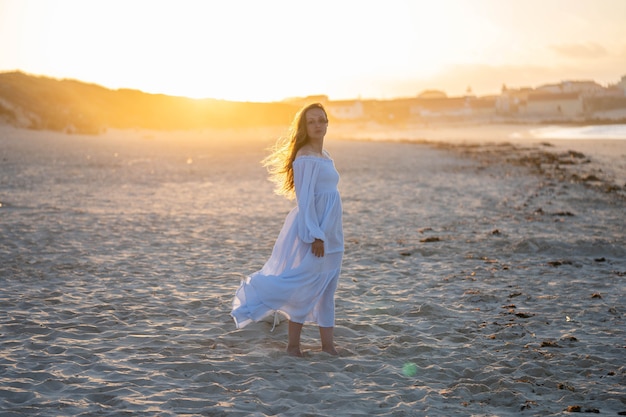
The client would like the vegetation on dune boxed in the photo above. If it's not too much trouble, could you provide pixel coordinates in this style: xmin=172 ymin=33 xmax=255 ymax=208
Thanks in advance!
xmin=0 ymin=71 xmax=300 ymax=134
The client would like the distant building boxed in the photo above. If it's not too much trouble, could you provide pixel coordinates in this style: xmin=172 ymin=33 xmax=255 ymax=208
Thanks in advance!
xmin=325 ymin=100 xmax=364 ymax=120
xmin=497 ymin=80 xmax=614 ymax=119
xmin=617 ymin=75 xmax=626 ymax=96
xmin=469 ymin=96 xmax=497 ymax=120
xmin=536 ymin=80 xmax=604 ymax=96
xmin=522 ymin=92 xmax=583 ymax=118
xmin=495 ymin=87 xmax=532 ymax=114
xmin=584 ymin=75 xmax=626 ymax=118
xmin=319 ymin=75 xmax=626 ymax=124
xmin=409 ymin=97 xmax=469 ymax=119
xmin=417 ymin=90 xmax=447 ymax=99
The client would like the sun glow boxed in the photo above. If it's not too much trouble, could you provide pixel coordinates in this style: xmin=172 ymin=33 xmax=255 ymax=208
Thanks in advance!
xmin=1 ymin=0 xmax=625 ymax=101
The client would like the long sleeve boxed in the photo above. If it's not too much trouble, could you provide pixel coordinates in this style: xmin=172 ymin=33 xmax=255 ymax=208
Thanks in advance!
xmin=293 ymin=158 xmax=326 ymax=244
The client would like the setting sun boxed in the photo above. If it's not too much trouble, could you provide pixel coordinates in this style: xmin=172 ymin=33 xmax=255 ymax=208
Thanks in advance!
xmin=1 ymin=0 xmax=625 ymax=101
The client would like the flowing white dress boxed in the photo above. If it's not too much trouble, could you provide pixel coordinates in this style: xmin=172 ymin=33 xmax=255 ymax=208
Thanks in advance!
xmin=231 ymin=154 xmax=344 ymax=328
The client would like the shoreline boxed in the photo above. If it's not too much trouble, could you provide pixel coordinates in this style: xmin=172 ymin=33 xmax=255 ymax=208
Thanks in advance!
xmin=330 ymin=122 xmax=626 ymax=198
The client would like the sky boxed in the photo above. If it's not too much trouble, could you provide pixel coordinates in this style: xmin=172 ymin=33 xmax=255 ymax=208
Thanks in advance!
xmin=1 ymin=0 xmax=625 ymax=102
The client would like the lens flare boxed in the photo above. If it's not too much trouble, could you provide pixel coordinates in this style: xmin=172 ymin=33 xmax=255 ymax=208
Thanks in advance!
xmin=402 ymin=362 xmax=418 ymax=377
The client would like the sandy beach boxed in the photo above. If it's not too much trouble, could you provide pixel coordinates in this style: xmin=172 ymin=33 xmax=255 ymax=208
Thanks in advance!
xmin=1 ymin=125 xmax=624 ymax=416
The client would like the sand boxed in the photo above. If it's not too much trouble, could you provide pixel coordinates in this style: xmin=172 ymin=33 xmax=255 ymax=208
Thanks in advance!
xmin=332 ymin=122 xmax=626 ymax=191
xmin=0 ymin=125 xmax=624 ymax=416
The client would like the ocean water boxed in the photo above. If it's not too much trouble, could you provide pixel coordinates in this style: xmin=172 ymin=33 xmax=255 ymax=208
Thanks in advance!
xmin=529 ymin=124 xmax=626 ymax=140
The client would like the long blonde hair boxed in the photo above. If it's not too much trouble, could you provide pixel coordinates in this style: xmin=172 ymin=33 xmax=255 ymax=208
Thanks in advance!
xmin=262 ymin=103 xmax=327 ymax=199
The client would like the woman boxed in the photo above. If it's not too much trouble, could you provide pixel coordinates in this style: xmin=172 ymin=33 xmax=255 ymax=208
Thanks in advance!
xmin=231 ymin=103 xmax=343 ymax=357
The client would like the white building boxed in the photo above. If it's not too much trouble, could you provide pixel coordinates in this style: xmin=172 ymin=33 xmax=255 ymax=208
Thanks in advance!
xmin=325 ymin=100 xmax=364 ymax=120
xmin=495 ymin=87 xmax=532 ymax=114
xmin=536 ymin=80 xmax=604 ymax=96
xmin=522 ymin=92 xmax=584 ymax=118
xmin=617 ymin=75 xmax=626 ymax=96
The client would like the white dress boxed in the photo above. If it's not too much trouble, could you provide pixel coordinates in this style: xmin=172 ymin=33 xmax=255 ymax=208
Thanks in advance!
xmin=231 ymin=154 xmax=344 ymax=328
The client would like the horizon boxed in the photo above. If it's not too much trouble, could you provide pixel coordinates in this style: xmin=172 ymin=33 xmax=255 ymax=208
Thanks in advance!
xmin=2 ymin=69 xmax=624 ymax=104
xmin=1 ymin=0 xmax=625 ymax=102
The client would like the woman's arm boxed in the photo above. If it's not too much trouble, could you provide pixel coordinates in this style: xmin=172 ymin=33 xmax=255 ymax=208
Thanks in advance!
xmin=293 ymin=158 xmax=326 ymax=254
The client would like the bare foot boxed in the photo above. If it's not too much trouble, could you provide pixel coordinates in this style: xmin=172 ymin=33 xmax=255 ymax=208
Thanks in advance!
xmin=286 ymin=346 xmax=304 ymax=357
xmin=322 ymin=347 xmax=339 ymax=356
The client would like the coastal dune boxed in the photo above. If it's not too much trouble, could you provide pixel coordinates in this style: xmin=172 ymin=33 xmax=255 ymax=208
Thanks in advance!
xmin=0 ymin=126 xmax=624 ymax=416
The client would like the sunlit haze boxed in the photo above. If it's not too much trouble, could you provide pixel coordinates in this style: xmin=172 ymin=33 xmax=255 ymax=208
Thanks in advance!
xmin=1 ymin=0 xmax=625 ymax=102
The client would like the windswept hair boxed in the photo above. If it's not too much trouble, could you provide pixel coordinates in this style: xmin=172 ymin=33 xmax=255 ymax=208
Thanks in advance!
xmin=262 ymin=103 xmax=327 ymax=200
